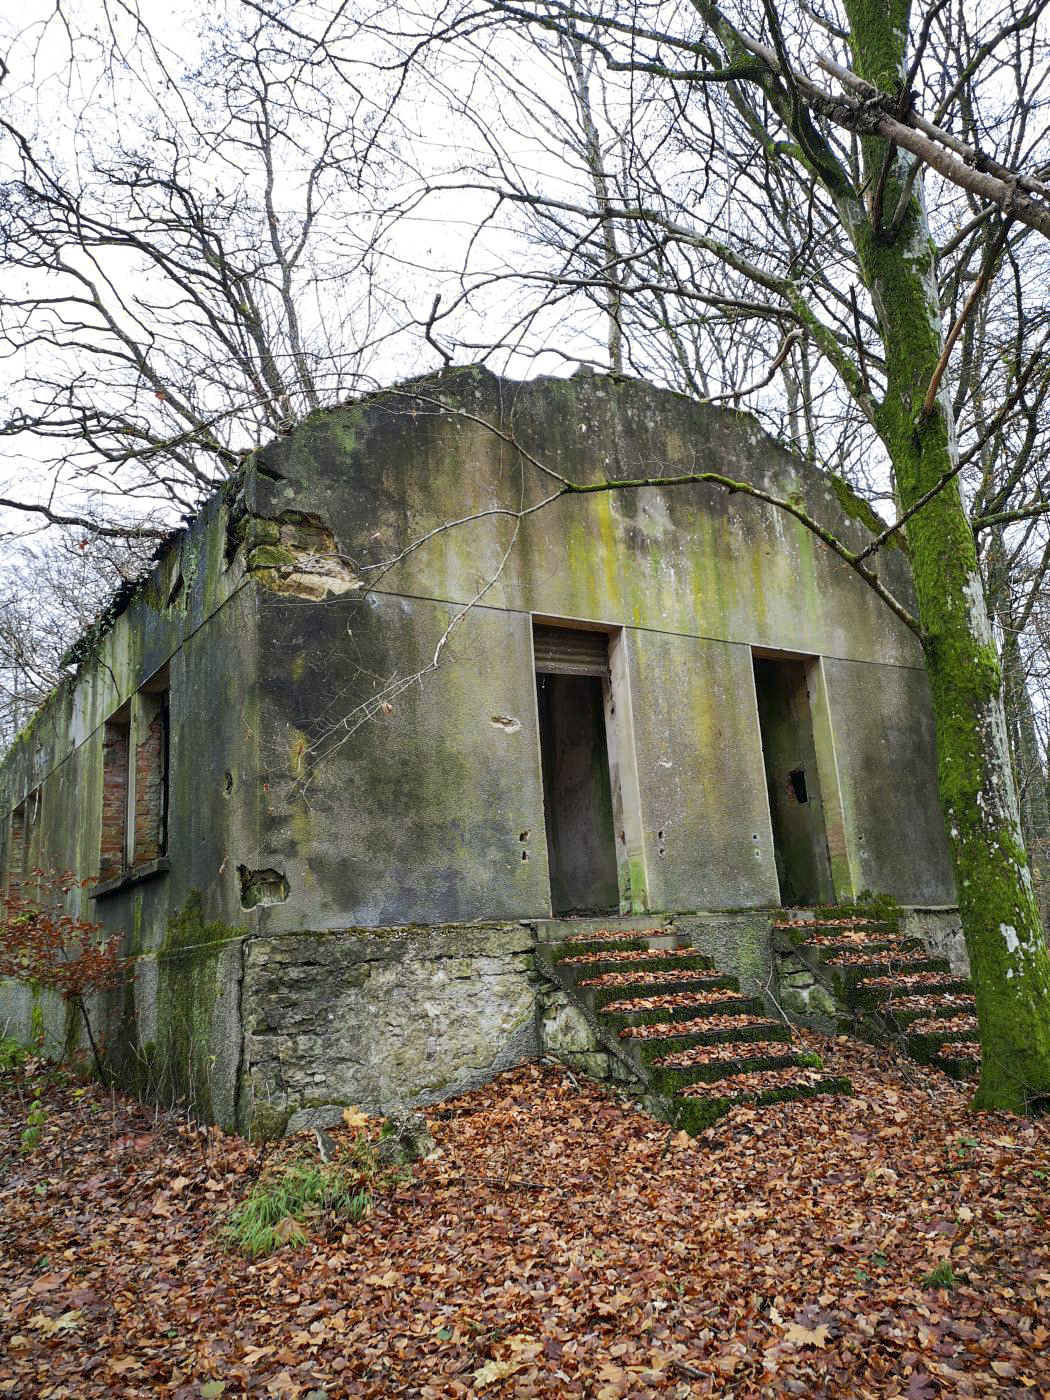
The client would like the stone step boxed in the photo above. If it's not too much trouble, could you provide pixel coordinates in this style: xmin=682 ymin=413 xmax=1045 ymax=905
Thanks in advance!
xmin=797 ymin=932 xmax=920 ymax=951
xmin=618 ymin=1023 xmax=794 ymax=1080
xmin=825 ymin=955 xmax=952 ymax=992
xmin=672 ymin=1068 xmax=853 ymax=1135
xmin=650 ymin=1042 xmax=813 ymax=1092
xmin=872 ymin=992 xmax=976 ymax=1029
xmin=930 ymin=1041 xmax=980 ymax=1081
xmin=550 ymin=929 xmax=688 ymax=960
xmin=598 ymin=988 xmax=758 ymax=1024
xmin=651 ymin=1038 xmax=804 ymax=1071
xmin=534 ymin=916 xmax=673 ymax=946
xmin=773 ymin=913 xmax=896 ymax=929
xmin=909 ymin=1012 xmax=978 ymax=1037
xmin=578 ymin=967 xmax=734 ymax=992
xmin=773 ymin=920 xmax=896 ymax=950
xmin=855 ymin=971 xmax=971 ymax=1011
xmin=621 ymin=1011 xmax=786 ymax=1046
xmin=552 ymin=946 xmax=705 ymax=973
xmin=584 ymin=972 xmax=739 ymax=1013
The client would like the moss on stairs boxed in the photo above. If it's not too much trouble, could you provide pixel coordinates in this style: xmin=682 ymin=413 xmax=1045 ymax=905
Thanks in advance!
xmin=537 ymin=926 xmax=851 ymax=1136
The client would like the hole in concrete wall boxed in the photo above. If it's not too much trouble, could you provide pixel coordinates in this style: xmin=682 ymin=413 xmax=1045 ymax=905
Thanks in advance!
xmin=223 ymin=771 xmax=234 ymax=797
xmin=519 ymin=830 xmax=530 ymax=842
xmin=238 ymin=865 xmax=290 ymax=909
xmin=521 ymin=850 xmax=529 ymax=861
xmin=134 ymin=671 xmax=170 ymax=864
xmin=491 ymin=715 xmax=521 ymax=734
xmin=788 ymin=768 xmax=809 ymax=804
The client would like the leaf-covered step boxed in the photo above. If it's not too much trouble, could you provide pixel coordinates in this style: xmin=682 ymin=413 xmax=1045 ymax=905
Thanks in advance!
xmin=873 ymin=992 xmax=976 ymax=1029
xmin=854 ymin=971 xmax=971 ymax=1010
xmin=798 ymin=932 xmax=919 ymax=951
xmin=650 ymin=1042 xmax=811 ymax=1091
xmin=555 ymin=946 xmax=705 ymax=970
xmin=622 ymin=1011 xmax=784 ymax=1044
xmin=551 ymin=929 xmax=688 ymax=961
xmin=935 ymin=1039 xmax=980 ymax=1060
xmin=677 ymin=1064 xmax=845 ymax=1099
xmin=803 ymin=943 xmax=924 ymax=968
xmin=774 ymin=920 xmax=895 ymax=949
xmin=563 ymin=926 xmax=669 ymax=944
xmin=825 ymin=955 xmax=952 ymax=989
xmin=774 ymin=912 xmax=895 ymax=928
xmin=598 ymin=988 xmax=755 ymax=1021
xmin=652 ymin=1038 xmax=804 ymax=1070
xmin=671 ymin=1069 xmax=853 ymax=1135
xmin=578 ymin=967 xmax=734 ymax=991
xmin=930 ymin=1041 xmax=980 ymax=1081
xmin=551 ymin=946 xmax=716 ymax=991
xmin=909 ymin=1012 xmax=978 ymax=1037
xmin=584 ymin=972 xmax=738 ymax=1012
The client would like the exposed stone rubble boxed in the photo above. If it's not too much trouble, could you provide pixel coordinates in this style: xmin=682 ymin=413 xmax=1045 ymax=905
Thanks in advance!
xmin=774 ymin=906 xmax=980 ymax=1082
xmin=537 ymin=928 xmax=851 ymax=1135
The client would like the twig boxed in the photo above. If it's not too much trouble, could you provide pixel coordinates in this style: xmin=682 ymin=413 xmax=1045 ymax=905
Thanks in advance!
xmin=849 ymin=286 xmax=872 ymax=400
xmin=424 ymin=294 xmax=453 ymax=367
xmin=920 ymin=220 xmax=1014 ymax=421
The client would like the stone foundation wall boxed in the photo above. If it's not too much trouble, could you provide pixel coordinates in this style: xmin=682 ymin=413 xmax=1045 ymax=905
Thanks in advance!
xmin=238 ymin=923 xmax=539 ymax=1137
xmin=4 ymin=904 xmax=965 ymax=1133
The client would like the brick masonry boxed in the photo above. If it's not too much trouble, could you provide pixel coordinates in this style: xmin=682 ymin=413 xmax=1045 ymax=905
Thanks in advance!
xmin=100 ymin=720 xmax=129 ymax=881
xmin=134 ymin=706 xmax=167 ymax=863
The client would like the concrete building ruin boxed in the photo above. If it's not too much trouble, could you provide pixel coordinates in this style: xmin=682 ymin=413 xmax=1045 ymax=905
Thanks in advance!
xmin=0 ymin=368 xmax=962 ymax=1132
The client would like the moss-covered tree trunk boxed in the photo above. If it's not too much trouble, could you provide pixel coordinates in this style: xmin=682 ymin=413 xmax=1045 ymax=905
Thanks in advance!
xmin=841 ymin=0 xmax=1050 ymax=1112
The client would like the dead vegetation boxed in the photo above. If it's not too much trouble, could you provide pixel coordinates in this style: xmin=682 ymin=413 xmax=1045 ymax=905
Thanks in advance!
xmin=1 ymin=1034 xmax=1047 ymax=1397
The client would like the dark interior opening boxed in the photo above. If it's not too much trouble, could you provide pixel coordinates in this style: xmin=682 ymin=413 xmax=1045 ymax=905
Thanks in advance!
xmin=788 ymin=767 xmax=808 ymax=804
xmin=753 ymin=655 xmax=834 ymax=906
xmin=536 ymin=669 xmax=620 ymax=914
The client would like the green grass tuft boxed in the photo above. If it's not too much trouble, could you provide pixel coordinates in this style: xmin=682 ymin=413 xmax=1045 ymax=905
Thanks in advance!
xmin=223 ymin=1158 xmax=372 ymax=1258
xmin=920 ymin=1260 xmax=957 ymax=1291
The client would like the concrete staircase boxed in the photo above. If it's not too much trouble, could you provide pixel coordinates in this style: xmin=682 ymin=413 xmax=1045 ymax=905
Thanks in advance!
xmin=774 ymin=908 xmax=980 ymax=1081
xmin=536 ymin=923 xmax=851 ymax=1135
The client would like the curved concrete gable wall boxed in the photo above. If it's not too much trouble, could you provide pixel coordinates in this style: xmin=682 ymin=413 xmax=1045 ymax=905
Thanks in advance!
xmin=245 ymin=367 xmax=955 ymax=930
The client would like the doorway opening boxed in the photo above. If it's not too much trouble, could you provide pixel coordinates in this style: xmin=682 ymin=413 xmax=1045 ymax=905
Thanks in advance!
xmin=534 ymin=623 xmax=622 ymax=915
xmin=752 ymin=653 xmax=835 ymax=906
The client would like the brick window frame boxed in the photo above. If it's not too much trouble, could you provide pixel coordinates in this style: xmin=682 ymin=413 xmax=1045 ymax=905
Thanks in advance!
xmin=100 ymin=706 xmax=131 ymax=882
xmin=4 ymin=789 xmax=41 ymax=897
xmin=5 ymin=800 xmax=27 ymax=896
xmin=96 ymin=665 xmax=170 ymax=893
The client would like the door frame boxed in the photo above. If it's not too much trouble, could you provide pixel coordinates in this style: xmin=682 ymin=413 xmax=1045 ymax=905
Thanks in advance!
xmin=530 ymin=615 xmax=648 ymax=914
xmin=750 ymin=646 xmax=852 ymax=905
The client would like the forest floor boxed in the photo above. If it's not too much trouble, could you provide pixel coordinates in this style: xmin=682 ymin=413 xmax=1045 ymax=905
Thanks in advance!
xmin=1 ymin=1031 xmax=1048 ymax=1399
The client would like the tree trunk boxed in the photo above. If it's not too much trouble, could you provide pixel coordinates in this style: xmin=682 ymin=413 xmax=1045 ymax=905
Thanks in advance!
xmin=844 ymin=0 xmax=1050 ymax=1113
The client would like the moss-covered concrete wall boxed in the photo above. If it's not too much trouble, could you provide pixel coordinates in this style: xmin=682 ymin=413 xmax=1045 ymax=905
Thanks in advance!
xmin=0 ymin=494 xmax=262 ymax=1121
xmin=0 ymin=365 xmax=958 ymax=1128
xmin=242 ymin=366 xmax=953 ymax=930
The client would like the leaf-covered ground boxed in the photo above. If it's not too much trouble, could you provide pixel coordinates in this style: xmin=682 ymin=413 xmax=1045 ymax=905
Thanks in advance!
xmin=1 ymin=1033 xmax=1048 ymax=1398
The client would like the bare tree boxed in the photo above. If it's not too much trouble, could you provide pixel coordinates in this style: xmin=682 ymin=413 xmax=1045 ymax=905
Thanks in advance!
xmin=0 ymin=528 xmax=156 ymax=745
xmin=282 ymin=0 xmax=1050 ymax=1111
xmin=0 ymin=1 xmax=411 ymax=533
